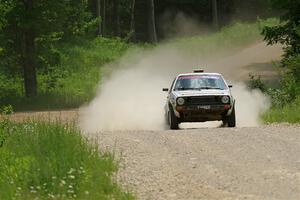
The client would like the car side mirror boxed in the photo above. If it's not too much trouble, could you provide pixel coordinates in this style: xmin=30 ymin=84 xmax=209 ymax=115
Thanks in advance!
xmin=162 ymin=88 xmax=169 ymax=92
xmin=228 ymin=85 xmax=233 ymax=88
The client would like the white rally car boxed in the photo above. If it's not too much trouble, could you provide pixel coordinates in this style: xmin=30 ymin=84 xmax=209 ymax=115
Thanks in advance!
xmin=163 ymin=70 xmax=236 ymax=129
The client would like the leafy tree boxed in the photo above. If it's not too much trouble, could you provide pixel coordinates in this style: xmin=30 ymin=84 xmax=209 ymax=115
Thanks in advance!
xmin=0 ymin=1 xmax=12 ymax=30
xmin=262 ymin=0 xmax=300 ymax=102
xmin=0 ymin=0 xmax=92 ymax=97
xmin=262 ymin=0 xmax=300 ymax=58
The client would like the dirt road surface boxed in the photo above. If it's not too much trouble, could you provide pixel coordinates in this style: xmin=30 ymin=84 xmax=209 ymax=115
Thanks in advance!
xmin=5 ymin=42 xmax=299 ymax=200
xmin=96 ymin=126 xmax=300 ymax=200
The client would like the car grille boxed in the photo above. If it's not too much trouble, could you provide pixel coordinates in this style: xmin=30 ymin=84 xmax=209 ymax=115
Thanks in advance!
xmin=185 ymin=96 xmax=222 ymax=105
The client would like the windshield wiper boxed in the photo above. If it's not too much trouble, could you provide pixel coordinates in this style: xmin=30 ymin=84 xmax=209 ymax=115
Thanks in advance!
xmin=199 ymin=87 xmax=223 ymax=90
xmin=176 ymin=88 xmax=200 ymax=91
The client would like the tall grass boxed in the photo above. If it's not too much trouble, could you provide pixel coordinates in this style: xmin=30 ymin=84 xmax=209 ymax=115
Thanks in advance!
xmin=262 ymin=96 xmax=300 ymax=124
xmin=0 ymin=120 xmax=134 ymax=199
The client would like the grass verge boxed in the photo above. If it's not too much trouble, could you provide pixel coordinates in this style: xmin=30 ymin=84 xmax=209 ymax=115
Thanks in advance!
xmin=262 ymin=97 xmax=300 ymax=124
xmin=0 ymin=119 xmax=134 ymax=199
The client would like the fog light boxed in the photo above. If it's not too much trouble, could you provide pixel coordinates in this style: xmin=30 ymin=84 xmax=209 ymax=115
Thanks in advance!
xmin=224 ymin=104 xmax=231 ymax=109
xmin=176 ymin=106 xmax=184 ymax=112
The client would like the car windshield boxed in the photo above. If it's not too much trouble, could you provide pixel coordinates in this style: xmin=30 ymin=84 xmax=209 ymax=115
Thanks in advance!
xmin=174 ymin=75 xmax=228 ymax=91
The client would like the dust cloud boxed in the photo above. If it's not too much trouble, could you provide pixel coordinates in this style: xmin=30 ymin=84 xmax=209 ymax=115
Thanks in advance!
xmin=79 ymin=39 xmax=280 ymax=132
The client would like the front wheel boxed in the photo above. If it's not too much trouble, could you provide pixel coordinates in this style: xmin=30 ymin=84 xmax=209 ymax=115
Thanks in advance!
xmin=223 ymin=106 xmax=236 ymax=128
xmin=168 ymin=109 xmax=179 ymax=130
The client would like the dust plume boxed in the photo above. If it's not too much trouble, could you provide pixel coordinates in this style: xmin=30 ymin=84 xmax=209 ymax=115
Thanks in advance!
xmin=79 ymin=40 xmax=280 ymax=132
xmin=232 ymin=83 xmax=270 ymax=126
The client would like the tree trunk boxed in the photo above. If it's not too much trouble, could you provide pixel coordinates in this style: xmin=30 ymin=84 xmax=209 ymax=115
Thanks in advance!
xmin=113 ymin=0 xmax=120 ymax=36
xmin=212 ymin=0 xmax=219 ymax=30
xmin=129 ymin=0 xmax=136 ymax=41
xmin=102 ymin=0 xmax=106 ymax=36
xmin=96 ymin=0 xmax=102 ymax=36
xmin=148 ymin=0 xmax=157 ymax=42
xmin=22 ymin=0 xmax=37 ymax=97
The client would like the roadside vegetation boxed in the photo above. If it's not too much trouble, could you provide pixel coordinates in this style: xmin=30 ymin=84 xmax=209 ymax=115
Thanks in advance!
xmin=253 ymin=0 xmax=300 ymax=124
xmin=0 ymin=37 xmax=131 ymax=111
xmin=0 ymin=19 xmax=276 ymax=112
xmin=0 ymin=117 xmax=134 ymax=200
xmin=262 ymin=97 xmax=300 ymax=123
xmin=1 ymin=1 xmax=297 ymax=199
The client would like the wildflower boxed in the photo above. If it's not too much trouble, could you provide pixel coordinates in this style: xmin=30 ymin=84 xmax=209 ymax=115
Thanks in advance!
xmin=67 ymin=189 xmax=74 ymax=194
xmin=60 ymin=180 xmax=66 ymax=186
xmin=68 ymin=175 xmax=75 ymax=179
xmin=68 ymin=168 xmax=75 ymax=174
xmin=48 ymin=193 xmax=55 ymax=199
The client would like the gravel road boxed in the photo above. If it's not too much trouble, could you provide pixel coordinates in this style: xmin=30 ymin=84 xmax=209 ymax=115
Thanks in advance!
xmin=94 ymin=125 xmax=300 ymax=200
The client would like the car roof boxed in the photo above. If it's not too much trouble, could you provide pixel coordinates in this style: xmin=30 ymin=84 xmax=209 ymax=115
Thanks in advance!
xmin=176 ymin=72 xmax=222 ymax=77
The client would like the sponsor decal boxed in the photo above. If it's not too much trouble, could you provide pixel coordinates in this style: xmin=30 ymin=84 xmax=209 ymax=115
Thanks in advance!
xmin=178 ymin=75 xmax=220 ymax=80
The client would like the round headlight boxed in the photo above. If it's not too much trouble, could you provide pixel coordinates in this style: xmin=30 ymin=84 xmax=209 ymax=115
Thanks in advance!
xmin=177 ymin=97 xmax=185 ymax=105
xmin=221 ymin=96 xmax=230 ymax=104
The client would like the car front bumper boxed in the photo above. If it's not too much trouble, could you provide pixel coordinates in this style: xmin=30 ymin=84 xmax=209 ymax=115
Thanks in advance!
xmin=175 ymin=104 xmax=232 ymax=122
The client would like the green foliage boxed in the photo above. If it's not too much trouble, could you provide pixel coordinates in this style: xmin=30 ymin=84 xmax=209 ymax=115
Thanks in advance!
xmin=0 ymin=0 xmax=96 ymax=97
xmin=0 ymin=73 xmax=22 ymax=102
xmin=260 ymin=1 xmax=300 ymax=124
xmin=262 ymin=0 xmax=300 ymax=58
xmin=248 ymin=73 xmax=267 ymax=92
xmin=255 ymin=54 xmax=300 ymax=123
xmin=0 ymin=104 xmax=14 ymax=115
xmin=0 ymin=0 xmax=12 ymax=30
xmin=262 ymin=96 xmax=300 ymax=123
xmin=264 ymin=54 xmax=300 ymax=108
xmin=281 ymin=54 xmax=300 ymax=96
xmin=0 ymin=37 xmax=130 ymax=111
xmin=0 ymin=20 xmax=275 ymax=111
xmin=0 ymin=121 xmax=134 ymax=199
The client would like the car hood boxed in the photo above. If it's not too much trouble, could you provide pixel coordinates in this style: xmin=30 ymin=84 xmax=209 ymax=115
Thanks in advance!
xmin=173 ymin=89 xmax=231 ymax=97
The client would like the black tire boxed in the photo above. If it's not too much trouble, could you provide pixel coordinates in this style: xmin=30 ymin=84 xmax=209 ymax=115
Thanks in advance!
xmin=168 ymin=108 xmax=179 ymax=130
xmin=227 ymin=106 xmax=236 ymax=127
